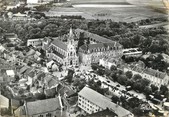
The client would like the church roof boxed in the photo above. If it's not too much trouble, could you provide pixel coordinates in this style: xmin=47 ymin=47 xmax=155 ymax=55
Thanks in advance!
xmin=51 ymin=39 xmax=67 ymax=51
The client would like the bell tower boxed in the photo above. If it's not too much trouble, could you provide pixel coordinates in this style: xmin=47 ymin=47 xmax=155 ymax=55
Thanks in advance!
xmin=66 ymin=27 xmax=79 ymax=66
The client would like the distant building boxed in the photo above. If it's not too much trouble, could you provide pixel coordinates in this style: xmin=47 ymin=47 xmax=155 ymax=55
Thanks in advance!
xmin=124 ymin=65 xmax=169 ymax=87
xmin=7 ymin=12 xmax=35 ymax=21
xmin=122 ymin=48 xmax=142 ymax=57
xmin=78 ymin=86 xmax=133 ymax=117
xmin=99 ymin=57 xmax=122 ymax=69
xmin=27 ymin=38 xmax=44 ymax=47
xmin=16 ymin=97 xmax=62 ymax=117
xmin=27 ymin=0 xmax=54 ymax=4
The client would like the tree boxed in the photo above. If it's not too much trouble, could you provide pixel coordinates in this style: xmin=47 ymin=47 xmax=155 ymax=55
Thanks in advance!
xmin=133 ymin=74 xmax=142 ymax=81
xmin=125 ymin=71 xmax=133 ymax=79
xmin=117 ymin=75 xmax=127 ymax=85
xmin=151 ymin=84 xmax=158 ymax=92
xmin=110 ymin=65 xmax=117 ymax=71
xmin=144 ymin=86 xmax=152 ymax=96
xmin=128 ymin=97 xmax=140 ymax=108
xmin=160 ymin=85 xmax=168 ymax=95
xmin=91 ymin=63 xmax=99 ymax=71
xmin=111 ymin=95 xmax=119 ymax=103
xmin=96 ymin=80 xmax=102 ymax=87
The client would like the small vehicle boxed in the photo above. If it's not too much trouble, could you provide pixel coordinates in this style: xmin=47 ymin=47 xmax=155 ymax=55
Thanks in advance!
xmin=107 ymin=80 xmax=110 ymax=83
xmin=116 ymin=84 xmax=120 ymax=87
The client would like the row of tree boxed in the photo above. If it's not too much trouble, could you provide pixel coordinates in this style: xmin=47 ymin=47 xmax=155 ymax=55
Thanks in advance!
xmin=91 ymin=63 xmax=169 ymax=100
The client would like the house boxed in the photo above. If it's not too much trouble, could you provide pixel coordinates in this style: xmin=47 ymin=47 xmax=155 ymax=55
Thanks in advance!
xmin=44 ymin=74 xmax=59 ymax=89
xmin=20 ymin=97 xmax=62 ymax=117
xmin=122 ymin=48 xmax=142 ymax=57
xmin=0 ymin=94 xmax=9 ymax=109
xmin=6 ymin=70 xmax=15 ymax=77
xmin=11 ymin=99 xmax=20 ymax=114
xmin=99 ymin=57 xmax=121 ymax=69
xmin=27 ymin=38 xmax=44 ymax=47
xmin=124 ymin=65 xmax=169 ymax=87
xmin=78 ymin=86 xmax=134 ymax=117
xmin=0 ymin=94 xmax=10 ymax=115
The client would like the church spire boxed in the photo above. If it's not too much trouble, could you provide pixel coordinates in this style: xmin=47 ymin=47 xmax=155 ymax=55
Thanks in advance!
xmin=69 ymin=26 xmax=73 ymax=37
xmin=68 ymin=26 xmax=74 ymax=44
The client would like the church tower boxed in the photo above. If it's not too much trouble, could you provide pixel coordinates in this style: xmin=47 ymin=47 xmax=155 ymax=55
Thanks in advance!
xmin=66 ymin=27 xmax=79 ymax=67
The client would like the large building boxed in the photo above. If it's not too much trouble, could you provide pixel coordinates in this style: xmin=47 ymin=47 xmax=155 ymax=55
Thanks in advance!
xmin=14 ymin=97 xmax=62 ymax=117
xmin=75 ymin=29 xmax=123 ymax=65
xmin=79 ymin=42 xmax=123 ymax=65
xmin=42 ymin=28 xmax=79 ymax=67
xmin=78 ymin=86 xmax=133 ymax=117
xmin=124 ymin=65 xmax=169 ymax=87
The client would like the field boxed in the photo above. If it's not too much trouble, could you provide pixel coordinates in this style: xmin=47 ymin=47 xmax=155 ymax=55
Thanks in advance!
xmin=74 ymin=6 xmax=167 ymax=22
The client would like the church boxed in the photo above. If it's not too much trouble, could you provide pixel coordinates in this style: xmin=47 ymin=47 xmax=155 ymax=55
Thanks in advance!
xmin=41 ymin=28 xmax=123 ymax=67
xmin=42 ymin=28 xmax=79 ymax=67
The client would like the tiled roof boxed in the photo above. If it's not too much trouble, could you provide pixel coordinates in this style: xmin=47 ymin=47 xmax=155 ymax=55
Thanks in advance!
xmin=79 ymin=42 xmax=121 ymax=53
xmin=75 ymin=29 xmax=114 ymax=43
xmin=26 ymin=98 xmax=61 ymax=116
xmin=0 ymin=94 xmax=9 ymax=108
xmin=79 ymin=87 xmax=133 ymax=117
xmin=51 ymin=39 xmax=67 ymax=51
xmin=52 ymin=49 xmax=65 ymax=59
xmin=144 ymin=68 xmax=167 ymax=79
xmin=130 ymin=66 xmax=167 ymax=79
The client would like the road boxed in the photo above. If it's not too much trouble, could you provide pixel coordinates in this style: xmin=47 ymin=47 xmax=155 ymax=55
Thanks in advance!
xmin=139 ymin=22 xmax=168 ymax=29
xmin=97 ymin=75 xmax=146 ymax=100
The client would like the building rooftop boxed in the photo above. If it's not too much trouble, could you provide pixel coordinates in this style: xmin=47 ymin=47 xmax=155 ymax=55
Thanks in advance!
xmin=51 ymin=39 xmax=67 ymax=51
xmin=26 ymin=97 xmax=61 ymax=116
xmin=79 ymin=86 xmax=133 ymax=117
xmin=80 ymin=42 xmax=121 ymax=53
xmin=0 ymin=94 xmax=9 ymax=108
xmin=130 ymin=65 xmax=168 ymax=79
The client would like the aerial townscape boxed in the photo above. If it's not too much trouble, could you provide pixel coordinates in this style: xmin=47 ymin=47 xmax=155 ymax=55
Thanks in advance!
xmin=0 ymin=0 xmax=169 ymax=117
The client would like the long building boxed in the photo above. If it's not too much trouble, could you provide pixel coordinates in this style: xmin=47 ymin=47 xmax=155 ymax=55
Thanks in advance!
xmin=78 ymin=86 xmax=134 ymax=117
xmin=124 ymin=65 xmax=169 ymax=87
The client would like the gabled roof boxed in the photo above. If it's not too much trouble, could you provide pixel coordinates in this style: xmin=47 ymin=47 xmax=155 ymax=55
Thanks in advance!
xmin=130 ymin=65 xmax=168 ymax=79
xmin=79 ymin=86 xmax=133 ymax=117
xmin=51 ymin=39 xmax=67 ymax=51
xmin=19 ymin=66 xmax=29 ymax=74
xmin=0 ymin=94 xmax=9 ymax=108
xmin=26 ymin=97 xmax=61 ymax=116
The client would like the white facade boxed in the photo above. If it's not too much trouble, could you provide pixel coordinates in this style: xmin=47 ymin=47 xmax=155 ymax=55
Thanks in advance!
xmin=78 ymin=86 xmax=134 ymax=117
xmin=123 ymin=48 xmax=142 ymax=57
xmin=124 ymin=67 xmax=169 ymax=87
xmin=27 ymin=38 xmax=44 ymax=47
xmin=99 ymin=58 xmax=117 ymax=69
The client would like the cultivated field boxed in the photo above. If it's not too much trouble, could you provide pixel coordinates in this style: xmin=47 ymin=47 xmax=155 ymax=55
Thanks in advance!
xmin=74 ymin=6 xmax=167 ymax=22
